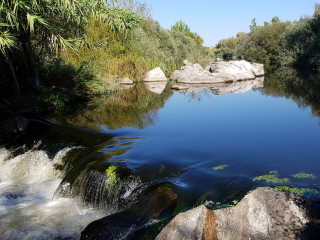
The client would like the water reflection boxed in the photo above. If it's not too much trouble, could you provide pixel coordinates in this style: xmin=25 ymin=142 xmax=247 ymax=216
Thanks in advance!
xmin=171 ymin=78 xmax=264 ymax=95
xmin=55 ymin=84 xmax=174 ymax=130
xmin=261 ymin=68 xmax=320 ymax=119
xmin=144 ymin=81 xmax=167 ymax=94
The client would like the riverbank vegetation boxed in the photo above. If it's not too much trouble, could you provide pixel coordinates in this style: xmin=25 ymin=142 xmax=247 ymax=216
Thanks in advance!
xmin=215 ymin=4 xmax=320 ymax=73
xmin=0 ymin=0 xmax=209 ymax=113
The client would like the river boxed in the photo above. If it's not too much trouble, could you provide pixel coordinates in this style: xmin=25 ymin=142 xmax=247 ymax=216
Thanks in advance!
xmin=1 ymin=72 xmax=320 ymax=239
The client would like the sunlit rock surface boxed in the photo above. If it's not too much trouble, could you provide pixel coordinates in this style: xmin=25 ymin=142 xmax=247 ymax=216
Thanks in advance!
xmin=171 ymin=78 xmax=264 ymax=95
xmin=171 ymin=60 xmax=264 ymax=84
xmin=144 ymin=67 xmax=167 ymax=82
xmin=156 ymin=187 xmax=320 ymax=240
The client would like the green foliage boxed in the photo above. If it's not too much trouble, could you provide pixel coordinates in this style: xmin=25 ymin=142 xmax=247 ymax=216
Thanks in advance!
xmin=215 ymin=37 xmax=239 ymax=60
xmin=106 ymin=165 xmax=118 ymax=193
xmin=249 ymin=18 xmax=257 ymax=31
xmin=212 ymin=165 xmax=229 ymax=171
xmin=279 ymin=5 xmax=320 ymax=72
xmin=236 ymin=22 xmax=291 ymax=67
xmin=271 ymin=16 xmax=280 ymax=24
xmin=171 ymin=20 xmax=204 ymax=46
xmin=253 ymin=171 xmax=290 ymax=184
xmin=291 ymin=172 xmax=316 ymax=180
xmin=275 ymin=186 xmax=319 ymax=196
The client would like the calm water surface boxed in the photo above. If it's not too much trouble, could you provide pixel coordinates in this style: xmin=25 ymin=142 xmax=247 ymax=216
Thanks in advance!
xmin=102 ymin=86 xmax=320 ymax=203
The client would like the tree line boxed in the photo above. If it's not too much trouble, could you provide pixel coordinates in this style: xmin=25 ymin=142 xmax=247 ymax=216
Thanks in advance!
xmin=215 ymin=4 xmax=320 ymax=73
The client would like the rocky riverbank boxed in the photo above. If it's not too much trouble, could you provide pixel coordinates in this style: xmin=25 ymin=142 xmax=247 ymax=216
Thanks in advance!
xmin=156 ymin=187 xmax=320 ymax=240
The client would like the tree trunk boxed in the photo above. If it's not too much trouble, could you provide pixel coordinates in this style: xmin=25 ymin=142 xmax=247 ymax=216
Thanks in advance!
xmin=7 ymin=56 xmax=20 ymax=96
xmin=22 ymin=31 xmax=40 ymax=89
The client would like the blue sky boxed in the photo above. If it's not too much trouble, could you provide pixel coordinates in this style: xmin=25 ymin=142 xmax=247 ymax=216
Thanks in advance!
xmin=146 ymin=0 xmax=318 ymax=46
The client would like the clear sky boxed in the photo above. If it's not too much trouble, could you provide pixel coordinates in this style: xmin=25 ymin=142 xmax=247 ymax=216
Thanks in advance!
xmin=146 ymin=0 xmax=318 ymax=46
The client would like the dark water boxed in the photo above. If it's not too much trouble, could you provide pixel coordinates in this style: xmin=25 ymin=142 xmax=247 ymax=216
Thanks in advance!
xmin=1 ymin=72 xmax=320 ymax=239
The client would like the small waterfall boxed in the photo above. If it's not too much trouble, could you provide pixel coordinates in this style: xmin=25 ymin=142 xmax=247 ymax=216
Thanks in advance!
xmin=0 ymin=143 xmax=105 ymax=240
xmin=55 ymin=168 xmax=142 ymax=214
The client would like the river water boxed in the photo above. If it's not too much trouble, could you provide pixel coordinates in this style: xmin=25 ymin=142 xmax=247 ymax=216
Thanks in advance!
xmin=1 ymin=74 xmax=320 ymax=239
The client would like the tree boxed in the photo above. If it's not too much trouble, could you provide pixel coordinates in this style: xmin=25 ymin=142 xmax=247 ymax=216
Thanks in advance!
xmin=271 ymin=16 xmax=280 ymax=24
xmin=249 ymin=18 xmax=257 ymax=31
xmin=171 ymin=20 xmax=203 ymax=46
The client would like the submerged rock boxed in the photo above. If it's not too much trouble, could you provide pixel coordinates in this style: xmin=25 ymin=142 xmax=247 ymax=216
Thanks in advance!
xmin=156 ymin=187 xmax=320 ymax=240
xmin=81 ymin=183 xmax=177 ymax=240
xmin=144 ymin=67 xmax=167 ymax=82
xmin=171 ymin=60 xmax=264 ymax=84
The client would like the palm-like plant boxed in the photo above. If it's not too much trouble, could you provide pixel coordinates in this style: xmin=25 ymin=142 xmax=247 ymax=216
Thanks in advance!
xmin=0 ymin=0 xmax=141 ymax=93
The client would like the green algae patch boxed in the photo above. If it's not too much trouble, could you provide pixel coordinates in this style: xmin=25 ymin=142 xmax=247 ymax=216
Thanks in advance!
xmin=213 ymin=165 xmax=229 ymax=171
xmin=253 ymin=171 xmax=290 ymax=184
xmin=275 ymin=186 xmax=319 ymax=196
xmin=291 ymin=172 xmax=316 ymax=180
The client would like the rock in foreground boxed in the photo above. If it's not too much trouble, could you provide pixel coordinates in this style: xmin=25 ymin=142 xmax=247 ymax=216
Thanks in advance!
xmin=156 ymin=187 xmax=320 ymax=240
xmin=171 ymin=60 xmax=264 ymax=84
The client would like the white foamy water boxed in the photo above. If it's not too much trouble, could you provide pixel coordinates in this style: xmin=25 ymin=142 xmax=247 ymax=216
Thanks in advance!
xmin=0 ymin=144 xmax=105 ymax=240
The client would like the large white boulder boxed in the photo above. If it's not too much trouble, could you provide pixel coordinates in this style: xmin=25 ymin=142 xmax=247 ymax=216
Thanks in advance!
xmin=144 ymin=67 xmax=167 ymax=82
xmin=171 ymin=60 xmax=264 ymax=84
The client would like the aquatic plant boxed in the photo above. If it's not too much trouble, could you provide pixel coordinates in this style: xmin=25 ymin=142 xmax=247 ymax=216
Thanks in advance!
xmin=106 ymin=165 xmax=118 ymax=193
xmin=159 ymin=164 xmax=166 ymax=174
xmin=275 ymin=186 xmax=319 ymax=196
xmin=291 ymin=172 xmax=316 ymax=180
xmin=253 ymin=171 xmax=290 ymax=184
xmin=212 ymin=165 xmax=229 ymax=171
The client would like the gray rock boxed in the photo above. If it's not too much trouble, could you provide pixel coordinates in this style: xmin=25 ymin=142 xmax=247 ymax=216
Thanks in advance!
xmin=121 ymin=77 xmax=134 ymax=85
xmin=156 ymin=187 xmax=320 ymax=240
xmin=156 ymin=205 xmax=207 ymax=240
xmin=171 ymin=60 xmax=264 ymax=84
xmin=144 ymin=67 xmax=167 ymax=82
xmin=210 ymin=60 xmax=256 ymax=80
xmin=252 ymin=63 xmax=265 ymax=77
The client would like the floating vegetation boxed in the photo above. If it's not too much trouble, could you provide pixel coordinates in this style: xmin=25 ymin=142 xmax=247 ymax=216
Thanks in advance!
xmin=275 ymin=186 xmax=319 ymax=196
xmin=291 ymin=172 xmax=316 ymax=180
xmin=253 ymin=171 xmax=290 ymax=184
xmin=159 ymin=164 xmax=166 ymax=174
xmin=213 ymin=165 xmax=229 ymax=171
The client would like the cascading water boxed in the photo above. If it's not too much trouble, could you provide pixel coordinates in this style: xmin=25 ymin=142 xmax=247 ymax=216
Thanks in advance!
xmin=0 ymin=142 xmax=106 ymax=240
